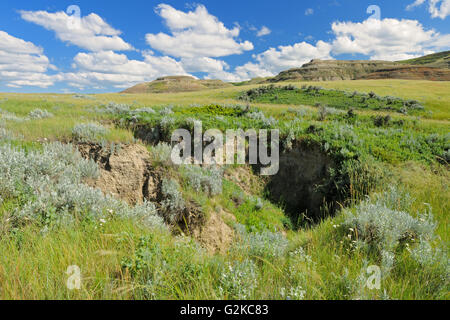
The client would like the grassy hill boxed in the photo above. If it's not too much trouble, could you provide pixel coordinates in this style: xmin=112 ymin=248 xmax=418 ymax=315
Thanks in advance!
xmin=121 ymin=76 xmax=232 ymax=94
xmin=398 ymin=51 xmax=450 ymax=69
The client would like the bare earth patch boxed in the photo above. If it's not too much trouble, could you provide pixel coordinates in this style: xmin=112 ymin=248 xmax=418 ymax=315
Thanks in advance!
xmin=77 ymin=142 xmax=234 ymax=253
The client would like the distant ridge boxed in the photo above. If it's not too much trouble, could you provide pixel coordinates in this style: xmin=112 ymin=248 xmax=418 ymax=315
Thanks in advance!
xmin=269 ymin=51 xmax=450 ymax=83
xmin=398 ymin=51 xmax=450 ymax=69
xmin=121 ymin=51 xmax=450 ymax=93
xmin=269 ymin=60 xmax=401 ymax=82
xmin=121 ymin=76 xmax=232 ymax=94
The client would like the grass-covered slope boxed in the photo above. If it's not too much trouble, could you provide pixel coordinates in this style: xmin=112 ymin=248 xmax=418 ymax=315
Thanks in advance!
xmin=0 ymin=79 xmax=448 ymax=300
xmin=238 ymin=85 xmax=427 ymax=114
xmin=121 ymin=76 xmax=232 ymax=94
xmin=398 ymin=51 xmax=450 ymax=69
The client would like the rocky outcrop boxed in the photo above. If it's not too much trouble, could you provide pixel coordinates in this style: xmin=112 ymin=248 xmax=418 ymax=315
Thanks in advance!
xmin=270 ymin=60 xmax=402 ymax=82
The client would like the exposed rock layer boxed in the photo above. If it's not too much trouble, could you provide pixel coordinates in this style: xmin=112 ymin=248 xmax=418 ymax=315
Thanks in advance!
xmin=269 ymin=59 xmax=450 ymax=82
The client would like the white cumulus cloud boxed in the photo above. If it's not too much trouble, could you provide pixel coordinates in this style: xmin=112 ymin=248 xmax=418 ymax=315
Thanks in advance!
xmin=254 ymin=41 xmax=333 ymax=74
xmin=257 ymin=26 xmax=271 ymax=37
xmin=407 ymin=0 xmax=450 ymax=19
xmin=66 ymin=50 xmax=188 ymax=89
xmin=205 ymin=41 xmax=332 ymax=82
xmin=146 ymin=4 xmax=253 ymax=58
xmin=20 ymin=10 xmax=133 ymax=52
xmin=181 ymin=57 xmax=229 ymax=73
xmin=205 ymin=63 xmax=274 ymax=82
xmin=0 ymin=31 xmax=56 ymax=88
xmin=331 ymin=18 xmax=449 ymax=60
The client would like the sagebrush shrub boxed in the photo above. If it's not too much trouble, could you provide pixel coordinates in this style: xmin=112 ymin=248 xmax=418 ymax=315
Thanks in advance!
xmin=183 ymin=165 xmax=223 ymax=196
xmin=219 ymin=259 xmax=258 ymax=299
xmin=102 ymin=102 xmax=131 ymax=115
xmin=72 ymin=123 xmax=108 ymax=143
xmin=0 ymin=127 xmax=14 ymax=141
xmin=341 ymin=187 xmax=439 ymax=275
xmin=232 ymin=224 xmax=289 ymax=260
xmin=343 ymin=192 xmax=436 ymax=252
xmin=133 ymin=107 xmax=156 ymax=115
xmin=409 ymin=238 xmax=449 ymax=272
xmin=28 ymin=109 xmax=54 ymax=119
xmin=160 ymin=116 xmax=175 ymax=130
xmin=0 ymin=109 xmax=27 ymax=122
xmin=73 ymin=94 xmax=96 ymax=100
xmin=246 ymin=111 xmax=278 ymax=128
xmin=279 ymin=286 xmax=306 ymax=300
xmin=0 ymin=142 xmax=164 ymax=229
xmin=159 ymin=106 xmax=174 ymax=115
xmin=160 ymin=178 xmax=185 ymax=224
xmin=150 ymin=143 xmax=173 ymax=166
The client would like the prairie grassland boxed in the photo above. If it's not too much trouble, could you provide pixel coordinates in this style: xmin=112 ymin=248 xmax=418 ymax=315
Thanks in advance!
xmin=0 ymin=79 xmax=448 ymax=300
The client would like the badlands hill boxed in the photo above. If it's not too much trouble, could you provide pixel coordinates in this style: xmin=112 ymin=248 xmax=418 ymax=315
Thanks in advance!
xmin=121 ymin=52 xmax=450 ymax=94
xmin=269 ymin=51 xmax=450 ymax=82
xmin=121 ymin=76 xmax=232 ymax=94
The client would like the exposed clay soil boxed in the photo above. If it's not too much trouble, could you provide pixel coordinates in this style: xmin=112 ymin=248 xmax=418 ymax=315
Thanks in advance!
xmin=224 ymin=166 xmax=264 ymax=195
xmin=78 ymin=143 xmax=155 ymax=205
xmin=76 ymin=142 xmax=233 ymax=254
xmin=191 ymin=209 xmax=235 ymax=254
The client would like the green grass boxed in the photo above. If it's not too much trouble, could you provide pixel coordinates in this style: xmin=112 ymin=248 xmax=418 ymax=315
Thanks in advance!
xmin=238 ymin=85 xmax=426 ymax=115
xmin=0 ymin=79 xmax=448 ymax=300
xmin=398 ymin=51 xmax=450 ymax=68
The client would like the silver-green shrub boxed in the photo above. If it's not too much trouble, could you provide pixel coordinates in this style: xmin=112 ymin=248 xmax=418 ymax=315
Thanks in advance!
xmin=28 ymin=109 xmax=54 ymax=119
xmin=160 ymin=178 xmax=185 ymax=224
xmin=102 ymin=102 xmax=131 ymax=115
xmin=219 ymin=259 xmax=258 ymax=299
xmin=72 ymin=123 xmax=108 ymax=143
xmin=159 ymin=106 xmax=174 ymax=115
xmin=133 ymin=107 xmax=156 ymax=115
xmin=0 ymin=142 xmax=164 ymax=230
xmin=150 ymin=143 xmax=173 ymax=166
xmin=0 ymin=109 xmax=27 ymax=122
xmin=246 ymin=111 xmax=278 ymax=128
xmin=410 ymin=238 xmax=448 ymax=270
xmin=160 ymin=116 xmax=175 ymax=131
xmin=233 ymin=224 xmax=289 ymax=259
xmin=0 ymin=127 xmax=14 ymax=141
xmin=343 ymin=190 xmax=436 ymax=252
xmin=342 ymin=187 xmax=439 ymax=274
xmin=183 ymin=165 xmax=223 ymax=196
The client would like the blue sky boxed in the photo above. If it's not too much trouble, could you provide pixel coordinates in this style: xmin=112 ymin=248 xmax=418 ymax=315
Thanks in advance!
xmin=0 ymin=0 xmax=449 ymax=93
